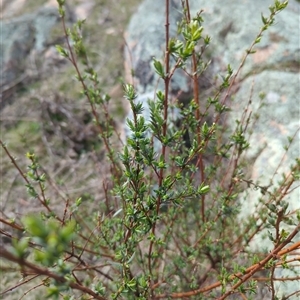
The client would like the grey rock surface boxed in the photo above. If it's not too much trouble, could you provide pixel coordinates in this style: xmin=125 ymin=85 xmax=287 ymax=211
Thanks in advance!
xmin=1 ymin=6 xmax=65 ymax=108
xmin=189 ymin=0 xmax=299 ymax=73
xmin=125 ymin=0 xmax=299 ymax=296
xmin=124 ymin=0 xmax=203 ymax=97
xmin=126 ymin=0 xmax=299 ymax=92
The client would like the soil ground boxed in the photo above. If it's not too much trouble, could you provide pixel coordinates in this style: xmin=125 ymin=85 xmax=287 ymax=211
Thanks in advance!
xmin=1 ymin=0 xmax=140 ymax=298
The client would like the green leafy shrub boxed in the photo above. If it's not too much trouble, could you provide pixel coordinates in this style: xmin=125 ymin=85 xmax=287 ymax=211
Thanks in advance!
xmin=1 ymin=0 xmax=299 ymax=299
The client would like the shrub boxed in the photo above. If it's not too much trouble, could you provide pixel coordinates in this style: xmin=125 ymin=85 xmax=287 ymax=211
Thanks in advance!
xmin=1 ymin=0 xmax=299 ymax=299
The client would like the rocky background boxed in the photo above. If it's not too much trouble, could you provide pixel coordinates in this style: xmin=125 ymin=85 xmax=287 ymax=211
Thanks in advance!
xmin=126 ymin=1 xmax=299 ymax=200
xmin=1 ymin=0 xmax=140 ymax=298
xmin=1 ymin=0 xmax=139 ymax=208
xmin=125 ymin=0 xmax=299 ymax=296
xmin=1 ymin=0 xmax=299 ymax=298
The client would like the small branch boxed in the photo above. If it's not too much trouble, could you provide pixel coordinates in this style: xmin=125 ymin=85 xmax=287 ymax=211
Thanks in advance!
xmin=0 ymin=248 xmax=106 ymax=300
xmin=154 ymin=227 xmax=300 ymax=298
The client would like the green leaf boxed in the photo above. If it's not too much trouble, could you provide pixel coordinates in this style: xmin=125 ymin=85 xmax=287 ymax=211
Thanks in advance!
xmin=55 ymin=45 xmax=69 ymax=58
xmin=255 ymin=36 xmax=262 ymax=44
xmin=23 ymin=216 xmax=48 ymax=238
xmin=153 ymin=58 xmax=165 ymax=78
xmin=198 ymin=184 xmax=210 ymax=195
xmin=261 ymin=13 xmax=268 ymax=25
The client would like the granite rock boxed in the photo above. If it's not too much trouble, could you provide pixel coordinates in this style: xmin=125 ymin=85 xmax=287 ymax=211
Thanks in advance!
xmin=0 ymin=5 xmax=72 ymax=108
xmin=124 ymin=0 xmax=300 ymax=295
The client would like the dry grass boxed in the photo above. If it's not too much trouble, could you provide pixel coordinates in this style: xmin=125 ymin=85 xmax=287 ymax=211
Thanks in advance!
xmin=0 ymin=0 xmax=140 ymax=298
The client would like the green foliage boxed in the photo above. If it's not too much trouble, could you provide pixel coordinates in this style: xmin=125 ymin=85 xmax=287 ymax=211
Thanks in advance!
xmin=22 ymin=216 xmax=75 ymax=266
xmin=0 ymin=1 xmax=299 ymax=300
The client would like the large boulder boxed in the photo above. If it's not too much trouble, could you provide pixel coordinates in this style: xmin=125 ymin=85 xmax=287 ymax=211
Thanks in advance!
xmin=124 ymin=0 xmax=299 ymax=296
xmin=187 ymin=0 xmax=299 ymax=256
xmin=125 ymin=0 xmax=299 ymax=209
xmin=0 ymin=4 xmax=70 ymax=109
